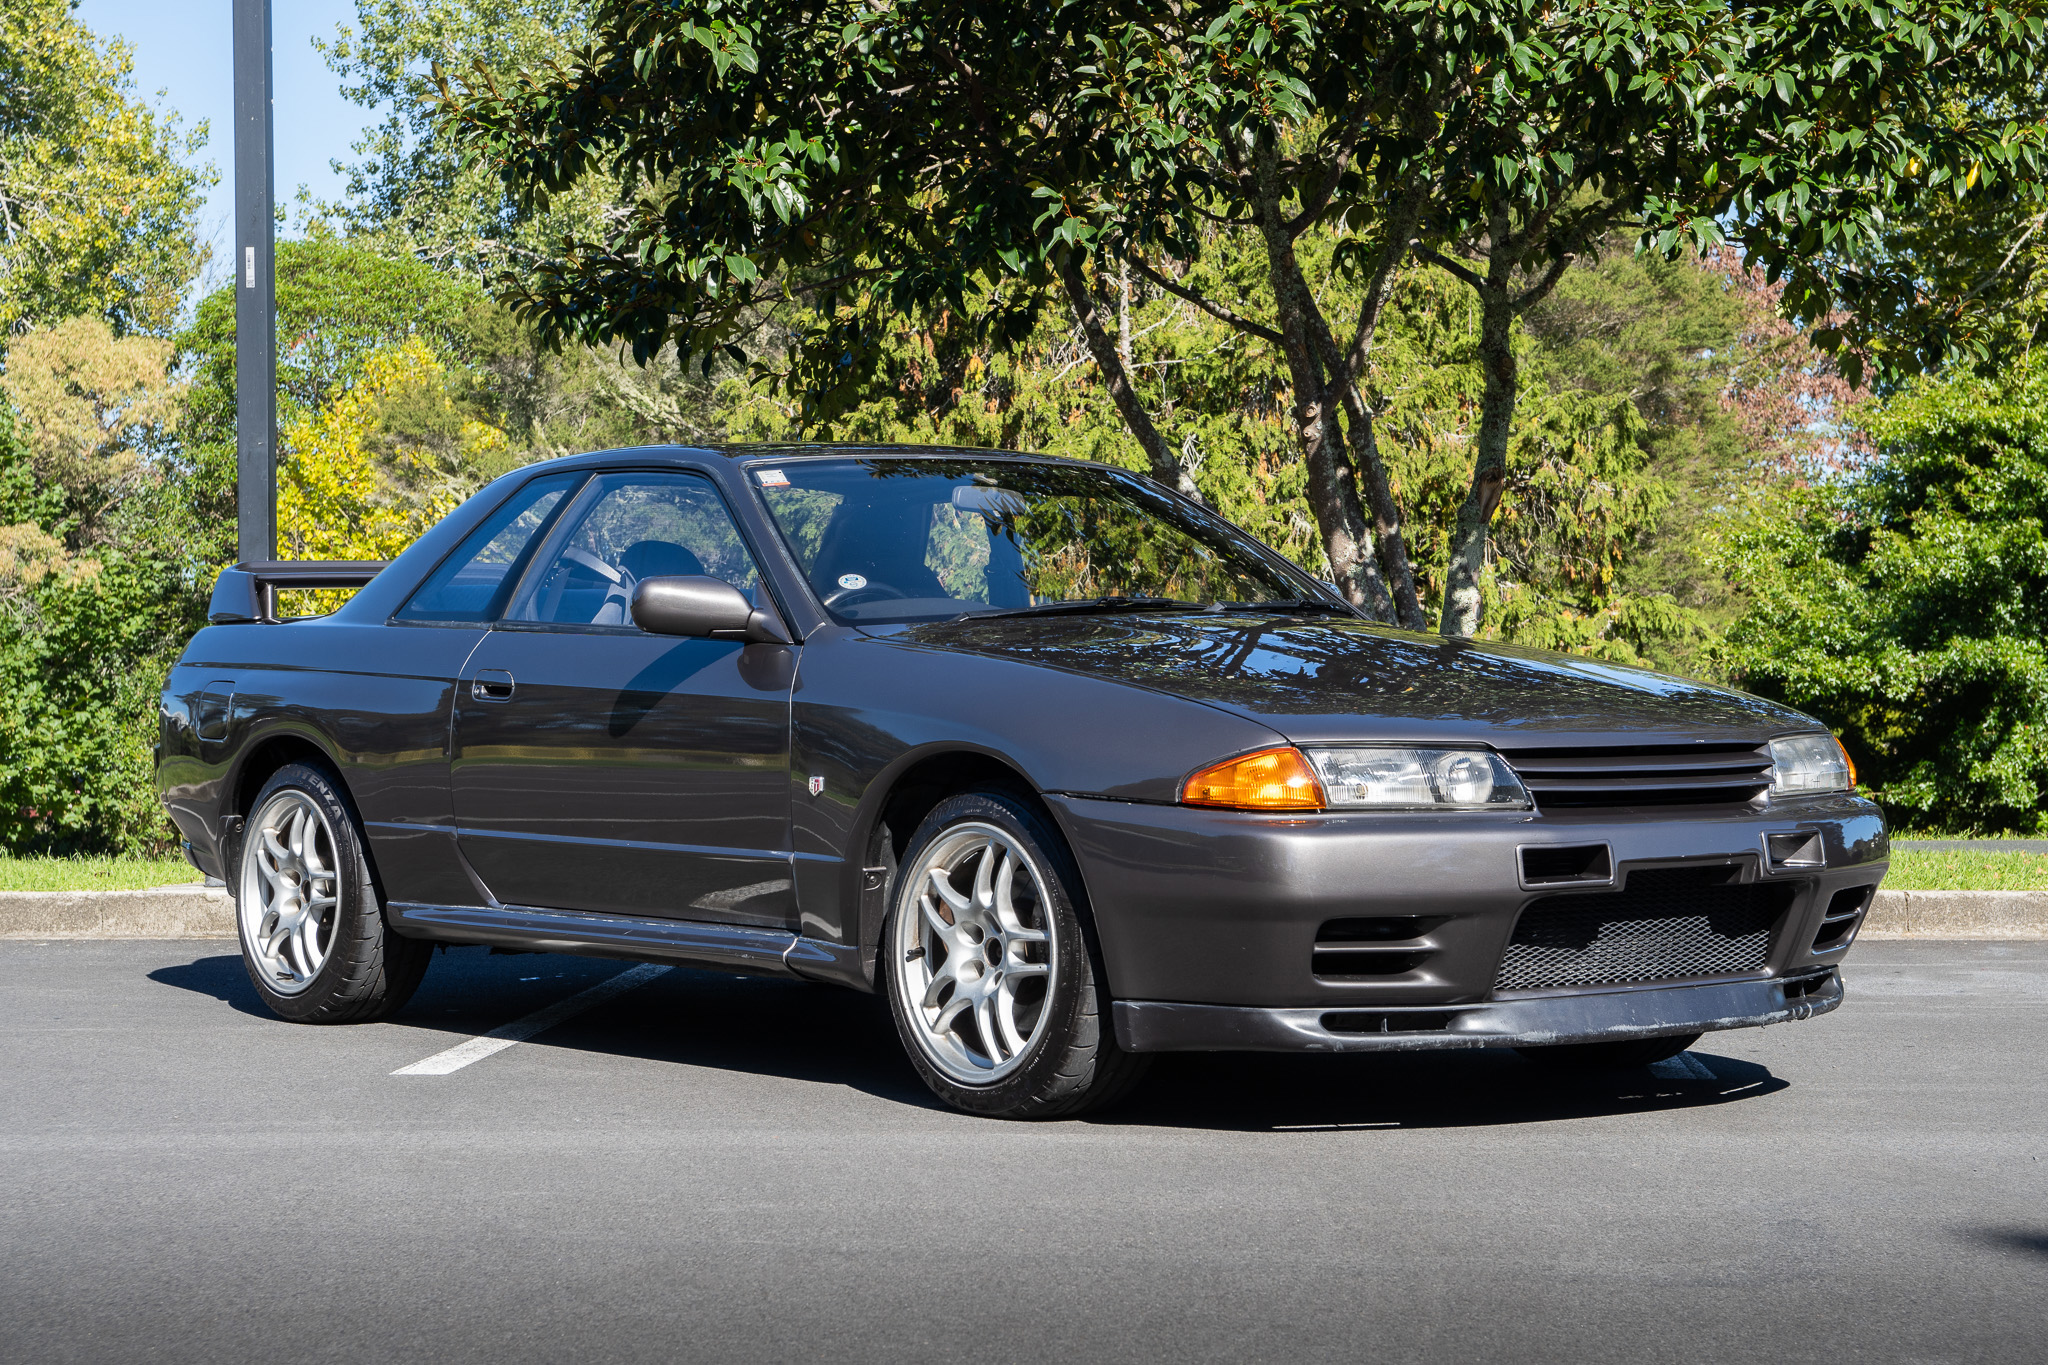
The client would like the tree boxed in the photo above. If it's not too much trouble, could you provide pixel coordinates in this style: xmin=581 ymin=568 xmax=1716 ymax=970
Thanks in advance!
xmin=700 ymin=228 xmax=1792 ymax=676
xmin=434 ymin=0 xmax=2048 ymax=641
xmin=433 ymin=0 xmax=1437 ymax=623
xmin=1721 ymin=351 xmax=2048 ymax=834
xmin=0 ymin=331 xmax=196 ymax=855
xmin=1337 ymin=1 xmax=2048 ymax=635
xmin=0 ymin=317 xmax=183 ymax=549
xmin=317 ymin=0 xmax=620 ymax=289
xmin=0 ymin=0 xmax=210 ymax=336
xmin=278 ymin=338 xmax=488 ymax=565
xmin=174 ymin=236 xmax=488 ymax=566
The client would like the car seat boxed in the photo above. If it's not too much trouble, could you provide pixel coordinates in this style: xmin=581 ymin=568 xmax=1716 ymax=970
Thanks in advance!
xmin=587 ymin=540 xmax=710 ymax=625
xmin=618 ymin=540 xmax=705 ymax=581
xmin=811 ymin=500 xmax=948 ymax=601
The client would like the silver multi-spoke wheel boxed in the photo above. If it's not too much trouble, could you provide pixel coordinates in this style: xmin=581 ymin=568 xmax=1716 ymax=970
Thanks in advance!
xmin=891 ymin=821 xmax=1059 ymax=1085
xmin=239 ymin=789 xmax=341 ymax=995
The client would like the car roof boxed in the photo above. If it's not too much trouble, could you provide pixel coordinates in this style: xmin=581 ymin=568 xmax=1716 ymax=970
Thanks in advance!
xmin=523 ymin=442 xmax=1110 ymax=471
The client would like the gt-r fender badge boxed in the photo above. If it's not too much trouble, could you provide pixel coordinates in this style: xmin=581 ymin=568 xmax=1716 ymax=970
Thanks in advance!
xmin=755 ymin=468 xmax=789 ymax=486
xmin=836 ymin=573 xmax=867 ymax=590
xmin=808 ymin=775 xmax=825 ymax=796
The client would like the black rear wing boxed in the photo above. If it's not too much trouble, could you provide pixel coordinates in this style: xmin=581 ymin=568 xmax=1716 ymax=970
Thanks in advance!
xmin=207 ymin=561 xmax=389 ymax=623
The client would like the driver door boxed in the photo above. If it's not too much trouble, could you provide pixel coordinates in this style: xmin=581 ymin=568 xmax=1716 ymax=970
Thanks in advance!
xmin=450 ymin=471 xmax=798 ymax=927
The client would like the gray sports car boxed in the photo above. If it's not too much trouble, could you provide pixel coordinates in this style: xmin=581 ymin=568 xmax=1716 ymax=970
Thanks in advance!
xmin=157 ymin=445 xmax=1886 ymax=1117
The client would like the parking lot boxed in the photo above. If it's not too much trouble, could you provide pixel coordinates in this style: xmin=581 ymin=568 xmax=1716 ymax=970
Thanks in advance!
xmin=3 ymin=938 xmax=2043 ymax=1364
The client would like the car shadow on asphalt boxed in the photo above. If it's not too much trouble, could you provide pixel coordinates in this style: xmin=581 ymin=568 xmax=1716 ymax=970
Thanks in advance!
xmin=1969 ymin=1229 xmax=2048 ymax=1260
xmin=146 ymin=952 xmax=275 ymax=1019
xmin=530 ymin=968 xmax=949 ymax=1111
xmin=1096 ymin=1048 xmax=1788 ymax=1131
xmin=146 ymin=948 xmax=1790 ymax=1128
xmin=457 ymin=964 xmax=1791 ymax=1129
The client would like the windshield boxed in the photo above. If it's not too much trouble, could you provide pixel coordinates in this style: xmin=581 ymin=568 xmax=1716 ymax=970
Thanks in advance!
xmin=751 ymin=457 xmax=1311 ymax=624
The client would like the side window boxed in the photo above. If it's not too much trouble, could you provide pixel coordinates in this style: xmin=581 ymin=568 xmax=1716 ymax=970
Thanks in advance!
xmin=508 ymin=473 xmax=764 ymax=626
xmin=395 ymin=473 xmax=579 ymax=622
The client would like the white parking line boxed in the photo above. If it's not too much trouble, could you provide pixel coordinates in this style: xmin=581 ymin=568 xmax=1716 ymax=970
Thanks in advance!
xmin=392 ymin=963 xmax=674 ymax=1076
xmin=1648 ymin=1051 xmax=1718 ymax=1082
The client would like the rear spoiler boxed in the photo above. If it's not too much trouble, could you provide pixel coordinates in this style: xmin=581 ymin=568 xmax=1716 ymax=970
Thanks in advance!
xmin=207 ymin=561 xmax=389 ymax=623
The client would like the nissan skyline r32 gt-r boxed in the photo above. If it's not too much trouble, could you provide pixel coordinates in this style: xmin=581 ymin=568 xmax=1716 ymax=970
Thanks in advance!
xmin=158 ymin=445 xmax=1887 ymax=1118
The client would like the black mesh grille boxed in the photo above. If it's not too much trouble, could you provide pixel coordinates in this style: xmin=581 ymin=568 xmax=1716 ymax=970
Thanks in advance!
xmin=1495 ymin=869 xmax=1793 ymax=992
xmin=1497 ymin=742 xmax=1772 ymax=809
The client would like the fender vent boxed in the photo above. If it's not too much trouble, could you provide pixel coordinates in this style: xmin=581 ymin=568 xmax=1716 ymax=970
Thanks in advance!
xmin=1812 ymin=886 xmax=1872 ymax=950
xmin=1312 ymin=916 xmax=1442 ymax=981
xmin=1496 ymin=869 xmax=1794 ymax=992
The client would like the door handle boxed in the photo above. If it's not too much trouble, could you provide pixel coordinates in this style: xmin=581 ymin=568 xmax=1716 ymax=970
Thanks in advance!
xmin=471 ymin=670 xmax=516 ymax=702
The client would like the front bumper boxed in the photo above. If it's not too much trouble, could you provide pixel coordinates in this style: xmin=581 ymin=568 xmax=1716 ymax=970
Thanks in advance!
xmin=1046 ymin=791 xmax=1887 ymax=1016
xmin=1115 ymin=969 xmax=1843 ymax=1053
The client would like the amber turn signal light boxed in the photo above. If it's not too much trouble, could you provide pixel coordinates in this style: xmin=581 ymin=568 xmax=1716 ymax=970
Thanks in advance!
xmin=1838 ymin=736 xmax=1857 ymax=789
xmin=1182 ymin=747 xmax=1326 ymax=811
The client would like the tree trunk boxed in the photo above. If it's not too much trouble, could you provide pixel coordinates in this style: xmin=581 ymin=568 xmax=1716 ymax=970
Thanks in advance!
xmin=1439 ymin=280 xmax=1516 ymax=638
xmin=1117 ymin=258 xmax=1134 ymax=369
xmin=1303 ymin=188 xmax=1428 ymax=631
xmin=1250 ymin=139 xmax=1397 ymax=622
xmin=1057 ymin=254 xmax=1202 ymax=503
xmin=1304 ymin=317 xmax=1425 ymax=631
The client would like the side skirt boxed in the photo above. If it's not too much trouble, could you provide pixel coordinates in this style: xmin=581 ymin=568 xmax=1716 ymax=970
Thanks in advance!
xmin=388 ymin=901 xmax=864 ymax=986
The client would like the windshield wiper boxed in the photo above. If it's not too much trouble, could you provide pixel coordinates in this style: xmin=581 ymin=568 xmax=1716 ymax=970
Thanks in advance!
xmin=1214 ymin=598 xmax=1360 ymax=616
xmin=958 ymin=596 xmax=1206 ymax=621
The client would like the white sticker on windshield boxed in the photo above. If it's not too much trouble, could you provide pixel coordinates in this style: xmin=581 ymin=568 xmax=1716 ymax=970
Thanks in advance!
xmin=755 ymin=468 xmax=789 ymax=487
xmin=837 ymin=573 xmax=868 ymax=590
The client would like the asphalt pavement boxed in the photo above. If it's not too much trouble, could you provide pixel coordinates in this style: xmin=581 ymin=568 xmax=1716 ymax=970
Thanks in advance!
xmin=2 ymin=937 xmax=2043 ymax=1364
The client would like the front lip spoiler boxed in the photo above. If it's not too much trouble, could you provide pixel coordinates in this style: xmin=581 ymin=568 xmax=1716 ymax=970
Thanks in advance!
xmin=1112 ymin=972 xmax=1843 ymax=1054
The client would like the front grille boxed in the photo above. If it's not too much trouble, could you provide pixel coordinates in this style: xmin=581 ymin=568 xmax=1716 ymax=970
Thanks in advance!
xmin=1498 ymin=742 xmax=1772 ymax=809
xmin=1495 ymin=868 xmax=1793 ymax=992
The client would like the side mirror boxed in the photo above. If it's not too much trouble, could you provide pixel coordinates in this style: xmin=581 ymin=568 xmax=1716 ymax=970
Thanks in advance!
xmin=630 ymin=576 xmax=791 ymax=644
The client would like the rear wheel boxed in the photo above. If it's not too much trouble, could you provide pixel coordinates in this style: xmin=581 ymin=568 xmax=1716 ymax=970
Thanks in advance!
xmin=882 ymin=789 xmax=1148 ymax=1119
xmin=234 ymin=762 xmax=430 ymax=1023
xmin=1515 ymin=1032 xmax=1703 ymax=1070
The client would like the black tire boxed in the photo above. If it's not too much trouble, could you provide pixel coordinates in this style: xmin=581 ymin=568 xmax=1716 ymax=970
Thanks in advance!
xmin=232 ymin=762 xmax=430 ymax=1023
xmin=882 ymin=789 xmax=1150 ymax=1119
xmin=1515 ymin=1031 xmax=1703 ymax=1071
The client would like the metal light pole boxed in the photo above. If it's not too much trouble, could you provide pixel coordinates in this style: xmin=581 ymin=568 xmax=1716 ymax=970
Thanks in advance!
xmin=232 ymin=0 xmax=276 ymax=564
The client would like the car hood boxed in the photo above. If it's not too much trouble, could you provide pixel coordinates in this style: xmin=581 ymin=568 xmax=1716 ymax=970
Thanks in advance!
xmin=890 ymin=613 xmax=1815 ymax=748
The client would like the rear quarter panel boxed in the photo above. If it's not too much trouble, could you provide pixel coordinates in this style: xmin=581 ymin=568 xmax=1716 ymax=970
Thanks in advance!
xmin=159 ymin=621 xmax=485 ymax=901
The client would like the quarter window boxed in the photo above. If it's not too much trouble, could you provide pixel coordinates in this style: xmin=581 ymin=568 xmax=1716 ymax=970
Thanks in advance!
xmin=395 ymin=473 xmax=580 ymax=622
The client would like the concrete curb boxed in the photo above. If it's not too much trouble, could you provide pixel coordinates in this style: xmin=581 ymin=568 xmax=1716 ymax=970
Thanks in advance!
xmin=0 ymin=884 xmax=233 ymax=939
xmin=0 ymin=883 xmax=2043 ymax=941
xmin=1861 ymin=888 xmax=2048 ymax=939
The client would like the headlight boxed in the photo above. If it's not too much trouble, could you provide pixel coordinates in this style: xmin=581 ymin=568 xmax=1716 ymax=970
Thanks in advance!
xmin=1301 ymin=747 xmax=1529 ymax=810
xmin=1769 ymin=734 xmax=1853 ymax=795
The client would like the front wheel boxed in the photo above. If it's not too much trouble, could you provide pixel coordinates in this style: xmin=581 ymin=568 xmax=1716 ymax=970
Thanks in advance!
xmin=882 ymin=790 xmax=1148 ymax=1119
xmin=234 ymin=762 xmax=430 ymax=1023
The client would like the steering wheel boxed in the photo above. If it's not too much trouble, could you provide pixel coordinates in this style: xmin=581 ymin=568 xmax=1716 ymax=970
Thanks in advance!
xmin=562 ymin=545 xmax=627 ymax=585
xmin=821 ymin=578 xmax=909 ymax=610
xmin=561 ymin=546 xmax=635 ymax=624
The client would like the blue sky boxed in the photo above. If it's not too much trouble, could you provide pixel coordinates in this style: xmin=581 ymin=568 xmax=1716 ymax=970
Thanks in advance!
xmin=78 ymin=1 xmax=377 ymax=285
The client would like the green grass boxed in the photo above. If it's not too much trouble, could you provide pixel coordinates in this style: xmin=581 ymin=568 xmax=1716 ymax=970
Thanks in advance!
xmin=1883 ymin=849 xmax=2048 ymax=891
xmin=0 ymin=855 xmax=203 ymax=893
